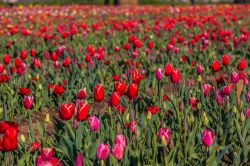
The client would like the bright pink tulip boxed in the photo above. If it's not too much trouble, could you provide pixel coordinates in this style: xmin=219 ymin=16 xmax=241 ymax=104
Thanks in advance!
xmin=156 ymin=68 xmax=163 ymax=80
xmin=114 ymin=134 xmax=126 ymax=148
xmin=88 ymin=116 xmax=100 ymax=131
xmin=197 ymin=65 xmax=203 ymax=75
xmin=41 ymin=148 xmax=54 ymax=160
xmin=112 ymin=144 xmax=124 ymax=160
xmin=96 ymin=143 xmax=110 ymax=160
xmin=201 ymin=129 xmax=215 ymax=147
xmin=216 ymin=90 xmax=224 ymax=106
xmin=246 ymin=108 xmax=250 ymax=118
xmin=231 ymin=72 xmax=239 ymax=83
xmin=246 ymin=91 xmax=250 ymax=102
xmin=157 ymin=127 xmax=170 ymax=145
xmin=75 ymin=152 xmax=84 ymax=166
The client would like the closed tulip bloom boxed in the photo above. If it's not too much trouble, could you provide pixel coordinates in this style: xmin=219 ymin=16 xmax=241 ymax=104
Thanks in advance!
xmin=88 ymin=116 xmax=100 ymax=131
xmin=216 ymin=90 xmax=224 ymax=106
xmin=76 ymin=102 xmax=89 ymax=121
xmin=0 ymin=64 xmax=4 ymax=73
xmin=247 ymin=91 xmax=250 ymax=102
xmin=157 ymin=127 xmax=171 ymax=145
xmin=127 ymin=83 xmax=138 ymax=99
xmin=212 ymin=60 xmax=220 ymax=72
xmin=231 ymin=72 xmax=239 ymax=83
xmin=237 ymin=58 xmax=246 ymax=71
xmin=112 ymin=144 xmax=124 ymax=160
xmin=222 ymin=54 xmax=229 ymax=66
xmin=77 ymin=88 xmax=86 ymax=100
xmin=201 ymin=129 xmax=215 ymax=147
xmin=114 ymin=81 xmax=126 ymax=95
xmin=59 ymin=103 xmax=75 ymax=120
xmin=115 ymin=134 xmax=126 ymax=148
xmin=3 ymin=54 xmax=11 ymax=65
xmin=222 ymin=86 xmax=231 ymax=95
xmin=246 ymin=108 xmax=250 ymax=118
xmin=96 ymin=143 xmax=110 ymax=160
xmin=164 ymin=63 xmax=172 ymax=76
xmin=109 ymin=92 xmax=120 ymax=107
xmin=2 ymin=125 xmax=18 ymax=151
xmin=41 ymin=148 xmax=54 ymax=160
xmin=155 ymin=68 xmax=163 ymax=80
xmin=75 ymin=152 xmax=84 ymax=166
xmin=202 ymin=84 xmax=213 ymax=97
xmin=94 ymin=84 xmax=104 ymax=102
xmin=24 ymin=96 xmax=34 ymax=109
xmin=197 ymin=65 xmax=203 ymax=75
xmin=171 ymin=68 xmax=181 ymax=83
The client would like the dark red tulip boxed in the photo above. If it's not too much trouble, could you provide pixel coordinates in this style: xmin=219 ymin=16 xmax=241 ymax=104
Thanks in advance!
xmin=53 ymin=85 xmax=65 ymax=96
xmin=77 ymin=88 xmax=87 ymax=100
xmin=20 ymin=50 xmax=27 ymax=59
xmin=76 ymin=102 xmax=89 ymax=121
xmin=59 ymin=103 xmax=75 ymax=120
xmin=114 ymin=81 xmax=126 ymax=95
xmin=30 ymin=48 xmax=36 ymax=57
xmin=15 ymin=58 xmax=22 ymax=68
xmin=94 ymin=84 xmax=104 ymax=102
xmin=127 ymin=83 xmax=138 ymax=99
xmin=110 ymin=92 xmax=120 ymax=107
xmin=170 ymin=68 xmax=181 ymax=83
xmin=146 ymin=105 xmax=159 ymax=114
xmin=20 ymin=88 xmax=31 ymax=96
xmin=0 ymin=122 xmax=18 ymax=151
xmin=212 ymin=60 xmax=220 ymax=72
xmin=116 ymin=104 xmax=126 ymax=114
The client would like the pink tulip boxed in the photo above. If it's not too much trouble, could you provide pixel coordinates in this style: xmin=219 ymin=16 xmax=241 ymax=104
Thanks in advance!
xmin=201 ymin=129 xmax=215 ymax=147
xmin=246 ymin=108 xmax=250 ymax=118
xmin=24 ymin=96 xmax=34 ymax=109
xmin=156 ymin=68 xmax=163 ymax=80
xmin=112 ymin=144 xmax=124 ymax=160
xmin=75 ymin=152 xmax=83 ymax=166
xmin=88 ymin=116 xmax=100 ymax=131
xmin=157 ymin=127 xmax=170 ymax=145
xmin=114 ymin=134 xmax=126 ymax=148
xmin=231 ymin=72 xmax=239 ymax=83
xmin=96 ymin=143 xmax=110 ymax=160
xmin=216 ymin=90 xmax=224 ymax=106
xmin=247 ymin=91 xmax=250 ymax=102
xmin=197 ymin=65 xmax=203 ymax=75
xmin=41 ymin=148 xmax=54 ymax=160
xmin=203 ymin=84 xmax=213 ymax=97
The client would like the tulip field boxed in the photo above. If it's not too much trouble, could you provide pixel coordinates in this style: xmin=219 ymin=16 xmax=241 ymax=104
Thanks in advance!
xmin=0 ymin=4 xmax=250 ymax=166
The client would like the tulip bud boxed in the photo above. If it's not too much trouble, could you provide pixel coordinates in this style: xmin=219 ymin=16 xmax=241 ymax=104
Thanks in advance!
xmin=75 ymin=152 xmax=84 ymax=166
xmin=24 ymin=96 xmax=34 ymax=109
xmin=246 ymin=108 xmax=250 ymax=118
xmin=21 ymin=134 xmax=26 ymax=143
xmin=125 ymin=113 xmax=130 ymax=122
xmin=38 ymin=84 xmax=42 ymax=90
xmin=233 ymin=106 xmax=238 ymax=113
xmin=197 ymin=102 xmax=202 ymax=110
xmin=155 ymin=68 xmax=163 ymax=80
xmin=146 ymin=111 xmax=152 ymax=120
xmin=202 ymin=112 xmax=209 ymax=126
xmin=45 ymin=113 xmax=50 ymax=123
xmin=240 ymin=112 xmax=245 ymax=122
xmin=197 ymin=75 xmax=202 ymax=82
xmin=88 ymin=116 xmax=100 ymax=131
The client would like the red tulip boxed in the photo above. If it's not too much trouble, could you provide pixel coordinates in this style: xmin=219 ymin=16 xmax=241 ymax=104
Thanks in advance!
xmin=222 ymin=54 xmax=229 ymax=66
xmin=2 ymin=127 xmax=18 ymax=151
xmin=20 ymin=50 xmax=27 ymax=59
xmin=96 ymin=143 xmax=110 ymax=160
xmin=222 ymin=85 xmax=231 ymax=95
xmin=77 ymin=88 xmax=87 ymax=100
xmin=53 ymin=85 xmax=64 ymax=96
xmin=148 ymin=41 xmax=154 ymax=49
xmin=164 ymin=63 xmax=172 ymax=76
xmin=109 ymin=92 xmax=120 ymax=107
xmin=0 ymin=64 xmax=4 ymax=73
xmin=29 ymin=142 xmax=41 ymax=152
xmin=15 ymin=58 xmax=22 ymax=68
xmin=41 ymin=148 xmax=54 ymax=160
xmin=76 ymin=102 xmax=89 ymax=121
xmin=114 ymin=81 xmax=126 ymax=95
xmin=20 ymin=88 xmax=31 ymax=96
xmin=63 ymin=56 xmax=71 ymax=67
xmin=94 ymin=84 xmax=104 ymax=102
xmin=212 ymin=60 xmax=220 ymax=72
xmin=127 ymin=83 xmax=138 ymax=99
xmin=237 ymin=58 xmax=246 ymax=71
xmin=201 ymin=129 xmax=214 ymax=147
xmin=116 ymin=104 xmax=126 ymax=114
xmin=59 ymin=103 xmax=75 ymax=120
xmin=170 ymin=68 xmax=181 ymax=83
xmin=132 ymin=69 xmax=144 ymax=84
xmin=24 ymin=96 xmax=34 ymax=109
xmin=3 ymin=54 xmax=11 ymax=65
xmin=30 ymin=48 xmax=36 ymax=57
xmin=146 ymin=105 xmax=159 ymax=114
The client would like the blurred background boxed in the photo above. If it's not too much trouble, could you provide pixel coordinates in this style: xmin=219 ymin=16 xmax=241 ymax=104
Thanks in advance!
xmin=1 ymin=0 xmax=249 ymax=6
